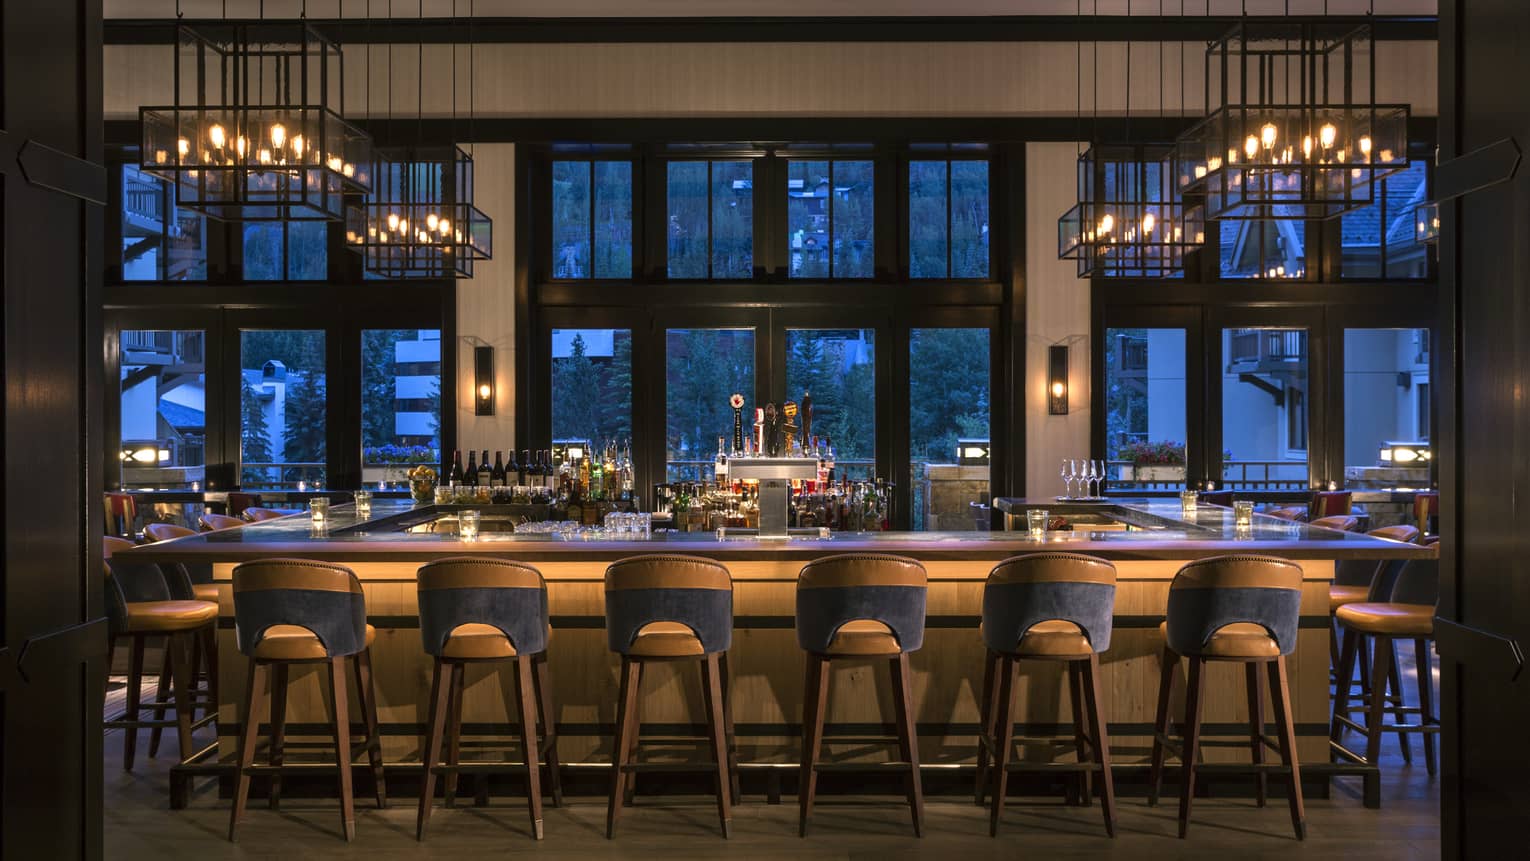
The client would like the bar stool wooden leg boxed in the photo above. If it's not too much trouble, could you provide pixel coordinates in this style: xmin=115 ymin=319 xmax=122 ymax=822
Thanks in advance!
xmin=168 ymin=632 xmax=197 ymax=763
xmin=1177 ymin=657 xmax=1206 ymax=839
xmin=148 ymin=640 xmax=173 ymax=758
xmin=1245 ymin=662 xmax=1268 ymax=807
xmin=531 ymin=651 xmax=563 ymax=807
xmin=268 ymin=664 xmax=289 ymax=810
xmin=1388 ymin=649 xmax=1413 ymax=764
xmin=1147 ymin=646 xmax=1176 ymax=807
xmin=513 ymin=655 xmax=546 ymax=839
xmin=606 ymin=656 xmax=641 ymax=839
xmin=1331 ymin=628 xmax=1360 ymax=746
xmin=123 ymin=636 xmax=146 ymax=771
xmin=702 ymin=652 xmax=734 ymax=838
xmin=353 ymin=648 xmax=387 ymax=809
xmin=718 ymin=651 xmax=743 ymax=805
xmin=973 ymin=649 xmax=998 ymax=806
xmin=798 ymin=654 xmax=829 ymax=837
xmin=416 ymin=659 xmax=452 ymax=841
xmin=202 ymin=624 xmax=219 ymax=716
xmin=1082 ymin=653 xmax=1117 ymax=838
xmin=622 ymin=661 xmax=645 ymax=806
xmin=228 ymin=661 xmax=269 ymax=842
xmin=327 ymin=656 xmax=356 ymax=842
xmin=1066 ymin=661 xmax=1093 ymax=806
xmin=889 ymin=652 xmax=924 ymax=837
xmin=443 ymin=662 xmax=465 ymax=808
xmin=1268 ymin=655 xmax=1306 ymax=840
xmin=1416 ymin=637 xmax=1437 ymax=776
xmin=987 ymin=655 xmax=1018 ymax=837
xmin=1364 ymin=635 xmax=1394 ymax=804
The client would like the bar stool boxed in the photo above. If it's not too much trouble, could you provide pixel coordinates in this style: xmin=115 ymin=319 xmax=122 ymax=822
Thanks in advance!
xmin=103 ymin=536 xmax=218 ymax=771
xmin=144 ymin=523 xmax=220 ymax=603
xmin=1310 ymin=490 xmax=1354 ymax=519
xmin=1310 ymin=515 xmax=1360 ymax=532
xmin=1413 ymin=492 xmax=1439 ymax=541
xmin=201 ymin=512 xmax=245 ymax=531
xmin=1329 ymin=525 xmax=1419 ymax=747
xmin=415 ymin=557 xmax=562 ymax=841
xmin=1331 ymin=558 xmax=1441 ymax=800
xmin=228 ymin=559 xmax=386 ymax=842
xmin=141 ymin=523 xmax=221 ymax=747
xmin=796 ymin=554 xmax=927 ymax=837
xmin=242 ymin=507 xmax=291 ymax=522
xmin=105 ymin=492 xmax=139 ymax=538
xmin=603 ymin=555 xmax=737 ymax=839
xmin=1148 ymin=555 xmax=1306 ymax=840
xmin=974 ymin=553 xmax=1117 ymax=837
xmin=1266 ymin=507 xmax=1305 ymax=521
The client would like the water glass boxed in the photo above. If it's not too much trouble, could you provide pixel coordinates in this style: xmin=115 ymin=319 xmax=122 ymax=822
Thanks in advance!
xmin=459 ymin=509 xmax=482 ymax=541
xmin=309 ymin=497 xmax=330 ymax=524
xmin=1233 ymin=500 xmax=1254 ymax=527
xmin=1179 ymin=490 xmax=1199 ymax=513
xmin=1026 ymin=509 xmax=1048 ymax=539
xmin=434 ymin=486 xmax=452 ymax=505
xmin=353 ymin=489 xmax=373 ymax=519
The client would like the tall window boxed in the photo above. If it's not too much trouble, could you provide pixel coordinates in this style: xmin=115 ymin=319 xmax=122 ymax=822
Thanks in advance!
xmin=786 ymin=329 xmax=876 ymax=480
xmin=120 ymin=165 xmax=207 ymax=281
xmin=244 ymin=221 xmax=327 ymax=280
xmin=361 ymin=329 xmax=442 ymax=486
xmin=667 ymin=161 xmax=753 ymax=278
xmin=666 ymin=328 xmax=754 ymax=481
xmin=1220 ymin=219 xmax=1307 ymax=279
xmin=1344 ymin=328 xmax=1432 ymax=486
xmin=787 ymin=160 xmax=874 ymax=278
xmin=1221 ymin=327 xmax=1309 ymax=489
xmin=910 ymin=328 xmax=990 ymax=529
xmin=1104 ymin=328 xmax=1187 ymax=490
xmin=909 ymin=159 xmax=990 ymax=278
xmin=119 ymin=329 xmax=206 ymax=488
xmin=240 ymin=330 xmax=326 ymax=489
xmin=552 ymin=328 xmax=633 ymax=448
xmin=1341 ymin=162 xmax=1431 ymax=279
xmin=552 ymin=160 xmax=633 ymax=278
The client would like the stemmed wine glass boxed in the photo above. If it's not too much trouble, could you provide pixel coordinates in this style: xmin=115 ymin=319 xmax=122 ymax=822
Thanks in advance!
xmin=1092 ymin=459 xmax=1107 ymax=497
xmin=1080 ymin=459 xmax=1097 ymax=499
xmin=1069 ymin=458 xmax=1082 ymax=498
xmin=1060 ymin=458 xmax=1074 ymax=498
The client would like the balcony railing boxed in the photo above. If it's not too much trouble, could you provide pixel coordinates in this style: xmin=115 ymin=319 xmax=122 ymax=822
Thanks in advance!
xmin=1228 ymin=329 xmax=1306 ymax=367
xmin=1106 ymin=459 xmax=1309 ymax=491
xmin=240 ymin=462 xmax=327 ymax=490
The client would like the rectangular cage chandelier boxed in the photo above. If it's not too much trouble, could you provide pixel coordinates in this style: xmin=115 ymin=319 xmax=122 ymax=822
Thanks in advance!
xmin=1058 ymin=143 xmax=1206 ymax=277
xmin=345 ymin=145 xmax=493 ymax=279
xmin=1173 ymin=22 xmax=1409 ymax=221
xmin=138 ymin=23 xmax=372 ymax=221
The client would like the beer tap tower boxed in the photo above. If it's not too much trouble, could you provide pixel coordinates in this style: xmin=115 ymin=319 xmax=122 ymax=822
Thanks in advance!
xmin=730 ymin=396 xmax=818 ymax=539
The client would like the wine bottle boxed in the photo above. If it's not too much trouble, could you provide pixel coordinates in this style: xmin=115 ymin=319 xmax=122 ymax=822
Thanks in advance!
xmin=449 ymin=450 xmax=464 ymax=486
xmin=530 ymin=450 xmax=544 ymax=489
xmin=490 ymin=451 xmax=505 ymax=488
xmin=544 ymin=450 xmax=556 ymax=490
xmin=506 ymin=449 xmax=519 ymax=485
xmin=519 ymin=449 xmax=530 ymax=486
xmin=477 ymin=450 xmax=493 ymax=487
xmin=464 ymin=450 xmax=478 ymax=486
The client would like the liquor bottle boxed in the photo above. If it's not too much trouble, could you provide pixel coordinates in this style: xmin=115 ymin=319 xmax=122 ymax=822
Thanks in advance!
xmin=449 ymin=450 xmax=464 ymax=486
xmin=519 ymin=450 xmax=531 ymax=486
xmin=464 ymin=450 xmax=478 ymax=486
xmin=824 ymin=437 xmax=836 ymax=482
xmin=491 ymin=451 xmax=506 ymax=488
xmin=579 ymin=455 xmax=592 ymax=499
xmin=620 ymin=441 xmax=634 ymax=502
xmin=714 ymin=436 xmax=729 ymax=490
xmin=542 ymin=450 xmax=555 ymax=490
xmin=477 ymin=451 xmax=492 ymax=487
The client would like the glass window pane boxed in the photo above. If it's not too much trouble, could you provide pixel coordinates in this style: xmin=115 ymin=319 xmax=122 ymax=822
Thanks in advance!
xmin=1341 ymin=162 xmax=1430 ymax=279
xmin=712 ymin=161 xmax=753 ymax=278
xmin=1219 ymin=219 xmax=1306 ymax=279
xmin=119 ymin=329 xmax=206 ymax=488
xmin=950 ymin=160 xmax=991 ymax=278
xmin=242 ymin=223 xmax=284 ymax=281
xmin=908 ymin=161 xmax=948 ymax=278
xmin=910 ymin=328 xmax=990 ymax=530
xmin=241 ymin=330 xmax=326 ymax=489
xmin=788 ymin=160 xmax=830 ymax=279
xmin=288 ymin=222 xmax=328 ymax=280
xmin=786 ymin=329 xmax=876 ymax=480
xmin=1221 ymin=328 xmax=1308 ymax=490
xmin=1105 ymin=328 xmax=1187 ymax=491
xmin=1345 ymin=328 xmax=1432 ymax=491
xmin=362 ymin=329 xmax=441 ymax=487
xmin=552 ymin=328 xmax=633 ymax=450
xmin=667 ymin=161 xmax=709 ymax=278
xmin=552 ymin=160 xmax=592 ymax=278
xmin=666 ymin=328 xmax=754 ymax=482
xmin=121 ymin=165 xmax=208 ymax=281
xmin=832 ymin=160 xmax=875 ymax=278
xmin=593 ymin=161 xmax=634 ymax=278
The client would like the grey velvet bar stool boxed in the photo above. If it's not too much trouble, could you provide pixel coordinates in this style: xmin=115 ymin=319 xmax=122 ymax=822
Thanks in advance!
xmin=796 ymin=553 xmax=928 ymax=838
xmin=227 ymin=559 xmax=386 ymax=843
xmin=415 ymin=557 xmax=561 ymax=841
xmin=974 ymin=553 xmax=1118 ymax=837
xmin=603 ymin=554 xmax=738 ymax=839
xmin=1148 ymin=554 xmax=1307 ymax=840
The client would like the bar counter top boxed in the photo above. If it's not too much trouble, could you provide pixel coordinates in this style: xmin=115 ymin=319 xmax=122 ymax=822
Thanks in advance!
xmin=116 ymin=497 xmax=1432 ymax=566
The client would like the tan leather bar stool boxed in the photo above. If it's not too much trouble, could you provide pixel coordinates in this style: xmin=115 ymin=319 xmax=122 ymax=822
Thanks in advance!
xmin=1266 ymin=507 xmax=1305 ymax=521
xmin=141 ymin=523 xmax=221 ymax=748
xmin=415 ymin=558 xmax=562 ymax=841
xmin=103 ymin=535 xmax=219 ymax=771
xmin=1310 ymin=515 xmax=1361 ymax=532
xmin=1148 ymin=555 xmax=1306 ymax=840
xmin=1331 ymin=558 xmax=1441 ymax=805
xmin=144 ymin=523 xmax=220 ymax=603
xmin=241 ymin=507 xmax=291 ymax=522
xmin=200 ymin=512 xmax=245 ymax=531
xmin=1310 ymin=490 xmax=1354 ymax=520
xmin=974 ymin=553 xmax=1117 ymax=837
xmin=796 ymin=554 xmax=928 ymax=837
xmin=604 ymin=555 xmax=738 ymax=839
xmin=228 ymin=559 xmax=386 ymax=842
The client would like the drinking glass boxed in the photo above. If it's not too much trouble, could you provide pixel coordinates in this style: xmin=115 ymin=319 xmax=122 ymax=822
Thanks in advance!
xmin=1233 ymin=500 xmax=1255 ymax=527
xmin=353 ymin=489 xmax=373 ymax=519
xmin=1093 ymin=459 xmax=1107 ymax=497
xmin=459 ymin=509 xmax=482 ymax=541
xmin=1026 ymin=509 xmax=1048 ymax=539
xmin=1179 ymin=489 xmax=1199 ymax=513
xmin=1080 ymin=460 xmax=1096 ymax=498
xmin=308 ymin=497 xmax=330 ymax=524
xmin=1059 ymin=459 xmax=1074 ymax=498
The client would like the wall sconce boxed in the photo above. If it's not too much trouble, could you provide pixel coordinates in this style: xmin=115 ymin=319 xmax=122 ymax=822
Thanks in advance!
xmin=474 ymin=345 xmax=495 ymax=416
xmin=1048 ymin=344 xmax=1070 ymax=415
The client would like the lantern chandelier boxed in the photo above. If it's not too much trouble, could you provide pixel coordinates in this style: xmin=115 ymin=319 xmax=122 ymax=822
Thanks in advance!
xmin=1174 ymin=15 xmax=1410 ymax=221
xmin=138 ymin=1 xmax=372 ymax=221
xmin=344 ymin=0 xmax=492 ymax=278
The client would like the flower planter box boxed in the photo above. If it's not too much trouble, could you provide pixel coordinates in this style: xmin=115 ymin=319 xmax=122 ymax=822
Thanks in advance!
xmin=1122 ymin=464 xmax=1187 ymax=483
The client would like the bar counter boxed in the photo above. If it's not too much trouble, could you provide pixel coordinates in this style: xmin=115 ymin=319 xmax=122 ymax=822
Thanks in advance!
xmin=117 ymin=500 xmax=1432 ymax=797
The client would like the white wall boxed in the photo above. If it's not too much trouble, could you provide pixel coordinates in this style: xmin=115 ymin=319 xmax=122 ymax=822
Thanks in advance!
xmin=454 ymin=143 xmax=517 ymax=454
